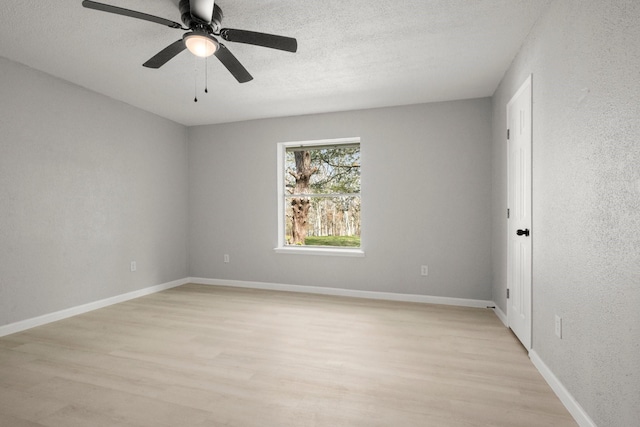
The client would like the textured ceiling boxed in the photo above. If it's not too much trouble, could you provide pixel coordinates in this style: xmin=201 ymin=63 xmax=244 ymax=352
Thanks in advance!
xmin=0 ymin=0 xmax=551 ymax=126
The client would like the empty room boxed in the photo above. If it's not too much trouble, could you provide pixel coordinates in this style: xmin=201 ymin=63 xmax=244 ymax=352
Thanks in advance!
xmin=0 ymin=1 xmax=638 ymax=426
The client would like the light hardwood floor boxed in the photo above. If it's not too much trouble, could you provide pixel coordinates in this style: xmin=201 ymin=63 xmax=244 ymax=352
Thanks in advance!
xmin=0 ymin=284 xmax=576 ymax=426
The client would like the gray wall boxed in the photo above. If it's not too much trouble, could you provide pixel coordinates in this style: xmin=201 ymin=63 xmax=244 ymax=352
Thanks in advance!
xmin=0 ymin=57 xmax=189 ymax=326
xmin=491 ymin=1 xmax=640 ymax=425
xmin=189 ymin=99 xmax=492 ymax=300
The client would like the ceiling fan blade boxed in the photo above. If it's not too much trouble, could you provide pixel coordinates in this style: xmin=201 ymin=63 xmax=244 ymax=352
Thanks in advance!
xmin=214 ymin=43 xmax=253 ymax=83
xmin=220 ymin=29 xmax=297 ymax=53
xmin=143 ymin=40 xmax=187 ymax=69
xmin=190 ymin=0 xmax=215 ymax=23
xmin=82 ymin=0 xmax=184 ymax=29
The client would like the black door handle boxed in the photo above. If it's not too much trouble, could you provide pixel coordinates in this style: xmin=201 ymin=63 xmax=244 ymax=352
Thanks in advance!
xmin=517 ymin=229 xmax=530 ymax=236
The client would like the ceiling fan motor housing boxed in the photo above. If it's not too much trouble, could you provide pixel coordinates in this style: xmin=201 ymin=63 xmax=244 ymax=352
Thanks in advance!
xmin=179 ymin=0 xmax=223 ymax=32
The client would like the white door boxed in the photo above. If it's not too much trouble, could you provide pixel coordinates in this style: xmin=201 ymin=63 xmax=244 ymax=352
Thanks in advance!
xmin=507 ymin=75 xmax=532 ymax=351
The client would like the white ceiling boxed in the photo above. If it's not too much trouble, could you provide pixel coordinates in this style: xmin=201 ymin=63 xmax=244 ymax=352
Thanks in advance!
xmin=0 ymin=0 xmax=551 ymax=126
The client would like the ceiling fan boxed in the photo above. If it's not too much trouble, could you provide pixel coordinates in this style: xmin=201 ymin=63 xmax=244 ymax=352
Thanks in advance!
xmin=82 ymin=0 xmax=298 ymax=83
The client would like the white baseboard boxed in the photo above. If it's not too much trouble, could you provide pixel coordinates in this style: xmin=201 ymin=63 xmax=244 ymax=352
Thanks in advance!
xmin=189 ymin=277 xmax=494 ymax=308
xmin=492 ymin=303 xmax=508 ymax=326
xmin=0 ymin=277 xmax=493 ymax=337
xmin=0 ymin=278 xmax=189 ymax=338
xmin=530 ymin=351 xmax=597 ymax=427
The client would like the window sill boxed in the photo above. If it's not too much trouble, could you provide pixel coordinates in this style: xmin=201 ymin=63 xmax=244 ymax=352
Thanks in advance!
xmin=274 ymin=247 xmax=365 ymax=257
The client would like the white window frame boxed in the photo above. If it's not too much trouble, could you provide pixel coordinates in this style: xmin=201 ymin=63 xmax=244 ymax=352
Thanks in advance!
xmin=275 ymin=137 xmax=364 ymax=257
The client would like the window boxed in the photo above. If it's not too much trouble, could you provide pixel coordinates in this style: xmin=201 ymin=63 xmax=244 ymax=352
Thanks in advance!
xmin=276 ymin=138 xmax=363 ymax=256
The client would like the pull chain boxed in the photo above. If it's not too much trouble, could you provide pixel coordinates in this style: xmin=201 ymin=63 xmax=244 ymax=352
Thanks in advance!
xmin=205 ymin=56 xmax=209 ymax=94
xmin=193 ymin=56 xmax=198 ymax=102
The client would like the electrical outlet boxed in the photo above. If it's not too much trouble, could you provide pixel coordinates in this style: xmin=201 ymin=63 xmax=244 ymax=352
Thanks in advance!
xmin=420 ymin=265 xmax=428 ymax=276
xmin=224 ymin=254 xmax=230 ymax=263
xmin=130 ymin=261 xmax=137 ymax=272
xmin=555 ymin=315 xmax=562 ymax=338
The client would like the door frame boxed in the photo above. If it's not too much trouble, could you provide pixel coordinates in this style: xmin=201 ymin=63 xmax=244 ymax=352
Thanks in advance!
xmin=506 ymin=74 xmax=533 ymax=351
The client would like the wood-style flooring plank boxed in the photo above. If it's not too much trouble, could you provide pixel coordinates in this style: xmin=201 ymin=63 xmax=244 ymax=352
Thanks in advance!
xmin=0 ymin=284 xmax=577 ymax=426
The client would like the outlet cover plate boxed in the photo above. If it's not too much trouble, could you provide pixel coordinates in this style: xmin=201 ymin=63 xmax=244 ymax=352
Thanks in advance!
xmin=554 ymin=315 xmax=562 ymax=338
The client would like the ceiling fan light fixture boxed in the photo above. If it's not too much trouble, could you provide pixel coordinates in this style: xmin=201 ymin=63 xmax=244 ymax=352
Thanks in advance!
xmin=184 ymin=32 xmax=218 ymax=58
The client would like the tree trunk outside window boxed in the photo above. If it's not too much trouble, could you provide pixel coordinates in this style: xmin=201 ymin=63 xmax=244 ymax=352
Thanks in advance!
xmin=290 ymin=151 xmax=317 ymax=245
